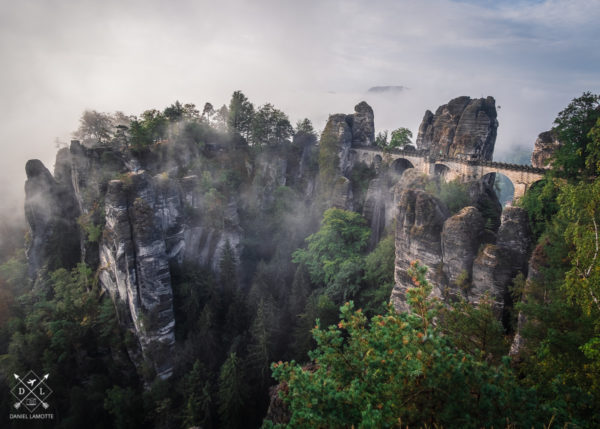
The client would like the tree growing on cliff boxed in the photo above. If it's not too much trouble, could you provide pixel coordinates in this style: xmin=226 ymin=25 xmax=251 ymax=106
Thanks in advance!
xmin=251 ymin=103 xmax=293 ymax=147
xmin=389 ymin=127 xmax=413 ymax=149
xmin=74 ymin=110 xmax=115 ymax=144
xmin=202 ymin=102 xmax=215 ymax=123
xmin=228 ymin=90 xmax=254 ymax=140
xmin=551 ymin=91 xmax=600 ymax=179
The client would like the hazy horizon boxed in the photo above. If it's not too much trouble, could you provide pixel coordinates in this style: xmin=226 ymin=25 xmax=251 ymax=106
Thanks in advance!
xmin=1 ymin=0 xmax=599 ymax=222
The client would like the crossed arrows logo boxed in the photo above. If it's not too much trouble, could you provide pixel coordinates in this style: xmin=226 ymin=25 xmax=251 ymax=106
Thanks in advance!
xmin=11 ymin=371 xmax=52 ymax=413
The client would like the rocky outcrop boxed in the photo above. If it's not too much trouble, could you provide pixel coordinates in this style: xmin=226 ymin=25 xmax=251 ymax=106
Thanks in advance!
xmin=496 ymin=207 xmax=531 ymax=270
xmin=24 ymin=159 xmax=80 ymax=277
xmin=470 ymin=244 xmax=515 ymax=314
xmin=391 ymin=190 xmax=449 ymax=312
xmin=69 ymin=140 xmax=129 ymax=266
xmin=99 ymin=172 xmax=175 ymax=379
xmin=471 ymin=207 xmax=531 ymax=317
xmin=395 ymin=169 xmax=428 ymax=191
xmin=416 ymin=96 xmax=498 ymax=160
xmin=441 ymin=207 xmax=484 ymax=290
xmin=265 ymin=384 xmax=290 ymax=425
xmin=350 ymin=101 xmax=375 ymax=146
xmin=362 ymin=178 xmax=387 ymax=249
xmin=510 ymin=242 xmax=548 ymax=357
xmin=331 ymin=177 xmax=354 ymax=211
xmin=531 ymin=130 xmax=561 ymax=168
xmin=391 ymin=187 xmax=531 ymax=320
xmin=26 ymin=137 xmax=248 ymax=380
xmin=322 ymin=113 xmax=354 ymax=175
xmin=468 ymin=174 xmax=502 ymax=232
xmin=252 ymin=150 xmax=288 ymax=210
xmin=320 ymin=101 xmax=375 ymax=176
xmin=163 ymin=175 xmax=243 ymax=274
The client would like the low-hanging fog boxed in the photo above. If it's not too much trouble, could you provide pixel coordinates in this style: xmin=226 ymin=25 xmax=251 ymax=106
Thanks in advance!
xmin=1 ymin=0 xmax=599 ymax=230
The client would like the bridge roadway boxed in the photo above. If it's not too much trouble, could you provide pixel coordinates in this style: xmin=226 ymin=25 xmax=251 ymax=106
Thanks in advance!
xmin=350 ymin=145 xmax=546 ymax=200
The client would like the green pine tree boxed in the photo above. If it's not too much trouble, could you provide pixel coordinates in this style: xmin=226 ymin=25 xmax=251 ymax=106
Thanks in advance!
xmin=217 ymin=352 xmax=248 ymax=429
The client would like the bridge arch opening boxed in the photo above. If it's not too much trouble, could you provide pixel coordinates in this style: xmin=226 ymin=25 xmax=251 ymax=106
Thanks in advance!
xmin=391 ymin=158 xmax=414 ymax=176
xmin=434 ymin=163 xmax=450 ymax=178
xmin=483 ymin=172 xmax=514 ymax=206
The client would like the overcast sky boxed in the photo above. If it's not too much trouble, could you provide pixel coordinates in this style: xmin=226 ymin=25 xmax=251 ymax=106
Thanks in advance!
xmin=1 ymin=0 xmax=599 ymax=219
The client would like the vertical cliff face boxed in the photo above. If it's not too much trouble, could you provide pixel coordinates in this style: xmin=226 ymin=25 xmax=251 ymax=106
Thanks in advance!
xmin=251 ymin=150 xmax=288 ymax=210
xmin=99 ymin=172 xmax=176 ymax=379
xmin=441 ymin=207 xmax=485 ymax=289
xmin=392 ymin=193 xmax=531 ymax=319
xmin=531 ymin=130 xmax=561 ymax=168
xmin=24 ymin=139 xmax=250 ymax=380
xmin=351 ymin=101 xmax=375 ymax=146
xmin=509 ymin=242 xmax=548 ymax=357
xmin=416 ymin=96 xmax=498 ymax=160
xmin=321 ymin=101 xmax=376 ymax=176
xmin=469 ymin=207 xmax=531 ymax=317
xmin=362 ymin=177 xmax=387 ymax=249
xmin=24 ymin=158 xmax=80 ymax=277
xmin=391 ymin=190 xmax=449 ymax=312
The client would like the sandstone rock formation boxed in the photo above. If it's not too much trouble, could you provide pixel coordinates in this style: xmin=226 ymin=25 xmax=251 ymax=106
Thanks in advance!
xmin=416 ymin=96 xmax=498 ymax=160
xmin=252 ymin=150 xmax=288 ymax=210
xmin=509 ymin=242 xmax=548 ymax=357
xmin=24 ymin=159 xmax=80 ymax=277
xmin=392 ymin=190 xmax=530 ymax=320
xmin=391 ymin=190 xmax=449 ymax=312
xmin=350 ymin=101 xmax=375 ymax=146
xmin=441 ymin=207 xmax=484 ymax=290
xmin=99 ymin=172 xmax=176 ymax=379
xmin=331 ymin=176 xmax=354 ymax=211
xmin=25 ymin=137 xmax=249 ymax=380
xmin=362 ymin=177 xmax=387 ymax=249
xmin=471 ymin=207 xmax=531 ymax=316
xmin=468 ymin=174 xmax=503 ymax=232
xmin=531 ymin=130 xmax=561 ymax=168
xmin=320 ymin=101 xmax=376 ymax=175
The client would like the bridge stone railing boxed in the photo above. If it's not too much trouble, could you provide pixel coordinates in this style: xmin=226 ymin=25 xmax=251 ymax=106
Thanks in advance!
xmin=352 ymin=145 xmax=545 ymax=174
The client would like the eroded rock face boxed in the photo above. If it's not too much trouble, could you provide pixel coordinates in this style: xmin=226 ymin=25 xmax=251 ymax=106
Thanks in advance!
xmin=468 ymin=174 xmax=502 ymax=232
xmin=252 ymin=150 xmax=288 ymax=210
xmin=471 ymin=207 xmax=531 ymax=316
xmin=496 ymin=207 xmax=531 ymax=271
xmin=24 ymin=159 xmax=80 ymax=277
xmin=26 ymin=138 xmax=248 ymax=381
xmin=509 ymin=242 xmax=547 ymax=357
xmin=441 ymin=207 xmax=484 ymax=288
xmin=69 ymin=140 xmax=128 ymax=266
xmin=331 ymin=176 xmax=354 ymax=211
xmin=320 ymin=101 xmax=375 ymax=175
xmin=470 ymin=244 xmax=514 ymax=313
xmin=391 ymin=190 xmax=449 ymax=312
xmin=531 ymin=130 xmax=561 ymax=168
xmin=362 ymin=177 xmax=387 ymax=249
xmin=99 ymin=172 xmax=175 ymax=379
xmin=416 ymin=96 xmax=498 ymax=160
xmin=391 ymin=187 xmax=531 ymax=320
xmin=351 ymin=101 xmax=375 ymax=146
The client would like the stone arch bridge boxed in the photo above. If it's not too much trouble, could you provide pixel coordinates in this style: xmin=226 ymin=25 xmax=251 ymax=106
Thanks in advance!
xmin=350 ymin=146 xmax=546 ymax=200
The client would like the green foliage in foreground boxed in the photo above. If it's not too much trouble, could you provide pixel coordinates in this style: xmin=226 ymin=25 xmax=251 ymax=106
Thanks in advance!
xmin=264 ymin=263 xmax=558 ymax=428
